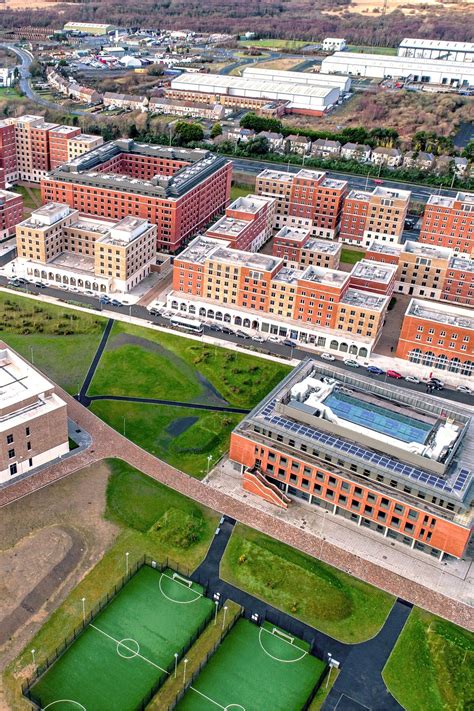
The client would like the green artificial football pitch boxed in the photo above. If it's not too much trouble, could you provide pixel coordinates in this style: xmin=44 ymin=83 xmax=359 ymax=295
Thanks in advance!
xmin=176 ymin=618 xmax=326 ymax=711
xmin=29 ymin=566 xmax=213 ymax=711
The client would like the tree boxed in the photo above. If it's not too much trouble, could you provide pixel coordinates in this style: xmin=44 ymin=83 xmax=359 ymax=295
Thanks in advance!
xmin=463 ymin=141 xmax=474 ymax=161
xmin=174 ymin=121 xmax=204 ymax=145
xmin=210 ymin=122 xmax=223 ymax=139
xmin=147 ymin=63 xmax=164 ymax=77
xmin=240 ymin=112 xmax=282 ymax=134
xmin=58 ymin=59 xmax=67 ymax=67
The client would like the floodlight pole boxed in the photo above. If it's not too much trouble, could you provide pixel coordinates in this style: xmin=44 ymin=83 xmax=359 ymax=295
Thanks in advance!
xmin=174 ymin=652 xmax=179 ymax=678
xmin=326 ymin=652 xmax=333 ymax=688
xmin=214 ymin=600 xmax=219 ymax=625
xmin=81 ymin=597 xmax=86 ymax=624
xmin=125 ymin=551 xmax=130 ymax=576
xmin=30 ymin=346 xmax=34 ymax=364
xmin=183 ymin=658 xmax=189 ymax=685
xmin=207 ymin=454 xmax=213 ymax=475
xmin=31 ymin=649 xmax=36 ymax=670
xmin=123 ymin=416 xmax=126 ymax=437
xmin=222 ymin=605 xmax=228 ymax=631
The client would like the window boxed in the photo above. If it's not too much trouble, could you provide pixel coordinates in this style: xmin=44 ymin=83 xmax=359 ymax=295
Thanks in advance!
xmin=27 ymin=441 xmax=31 ymax=451
xmin=7 ymin=434 xmax=13 ymax=444
xmin=10 ymin=463 xmax=17 ymax=476
xmin=8 ymin=448 xmax=15 ymax=459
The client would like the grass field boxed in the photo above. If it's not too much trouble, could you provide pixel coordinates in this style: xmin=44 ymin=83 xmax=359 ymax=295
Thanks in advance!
xmin=0 ymin=292 xmax=105 ymax=394
xmin=30 ymin=566 xmax=214 ymax=711
xmin=383 ymin=608 xmax=474 ymax=711
xmin=176 ymin=618 xmax=325 ymax=711
xmin=340 ymin=248 xmax=366 ymax=265
xmin=347 ymin=45 xmax=398 ymax=55
xmin=230 ymin=182 xmax=253 ymax=201
xmin=105 ymin=460 xmax=218 ymax=566
xmin=92 ymin=401 xmax=241 ymax=478
xmin=220 ymin=525 xmax=394 ymax=643
xmin=239 ymin=38 xmax=308 ymax=49
xmin=11 ymin=184 xmax=41 ymax=209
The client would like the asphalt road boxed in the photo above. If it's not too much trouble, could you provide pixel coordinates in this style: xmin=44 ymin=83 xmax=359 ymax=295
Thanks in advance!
xmin=1 ymin=277 xmax=471 ymax=406
xmin=232 ymin=157 xmax=462 ymax=204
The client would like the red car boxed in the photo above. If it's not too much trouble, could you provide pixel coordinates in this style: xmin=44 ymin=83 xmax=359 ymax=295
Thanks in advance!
xmin=387 ymin=369 xmax=402 ymax=379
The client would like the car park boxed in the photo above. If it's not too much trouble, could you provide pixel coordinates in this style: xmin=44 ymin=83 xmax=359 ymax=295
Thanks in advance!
xmin=344 ymin=359 xmax=360 ymax=368
xmin=387 ymin=370 xmax=403 ymax=379
xmin=321 ymin=353 xmax=336 ymax=361
xmin=366 ymin=365 xmax=385 ymax=375
xmin=405 ymin=375 xmax=420 ymax=384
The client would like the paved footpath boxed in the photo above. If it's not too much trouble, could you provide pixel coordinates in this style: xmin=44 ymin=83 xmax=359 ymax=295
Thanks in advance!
xmin=0 ymin=385 xmax=472 ymax=633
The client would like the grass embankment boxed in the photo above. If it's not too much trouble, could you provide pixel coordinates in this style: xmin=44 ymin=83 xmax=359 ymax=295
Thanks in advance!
xmin=0 ymin=292 xmax=105 ymax=394
xmin=347 ymin=45 xmax=398 ymax=55
xmin=239 ymin=39 xmax=308 ymax=49
xmin=4 ymin=459 xmax=219 ymax=709
xmin=88 ymin=321 xmax=290 ymax=476
xmin=148 ymin=601 xmax=242 ymax=710
xmin=12 ymin=184 xmax=42 ymax=210
xmin=340 ymin=248 xmax=366 ymax=265
xmin=383 ymin=608 xmax=474 ymax=711
xmin=220 ymin=525 xmax=394 ymax=643
xmin=308 ymin=668 xmax=340 ymax=710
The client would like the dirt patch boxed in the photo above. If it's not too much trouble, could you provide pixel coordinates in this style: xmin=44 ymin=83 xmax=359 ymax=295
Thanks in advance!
xmin=0 ymin=460 xmax=119 ymax=674
xmin=253 ymin=57 xmax=305 ymax=71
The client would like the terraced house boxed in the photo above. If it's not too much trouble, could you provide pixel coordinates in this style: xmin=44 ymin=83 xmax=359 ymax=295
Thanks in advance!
xmin=229 ymin=360 xmax=473 ymax=560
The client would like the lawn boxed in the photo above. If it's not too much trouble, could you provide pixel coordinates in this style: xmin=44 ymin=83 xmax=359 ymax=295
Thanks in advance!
xmin=4 ymin=459 xmax=220 ymax=710
xmin=239 ymin=38 xmax=308 ymax=49
xmin=88 ymin=320 xmax=291 ymax=409
xmin=230 ymin=181 xmax=253 ymax=201
xmin=383 ymin=608 xmax=474 ymax=711
xmin=347 ymin=45 xmax=398 ymax=55
xmin=91 ymin=400 xmax=241 ymax=478
xmin=0 ymin=292 xmax=105 ymax=394
xmin=11 ymin=184 xmax=41 ymax=210
xmin=220 ymin=525 xmax=394 ymax=643
xmin=340 ymin=248 xmax=366 ymax=265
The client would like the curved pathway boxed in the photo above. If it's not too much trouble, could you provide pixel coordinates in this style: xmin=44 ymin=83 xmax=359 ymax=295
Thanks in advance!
xmin=86 ymin=394 xmax=250 ymax=414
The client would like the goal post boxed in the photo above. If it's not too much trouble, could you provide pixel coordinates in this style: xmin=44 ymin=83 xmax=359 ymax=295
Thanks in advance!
xmin=272 ymin=628 xmax=295 ymax=645
xmin=172 ymin=572 xmax=193 ymax=588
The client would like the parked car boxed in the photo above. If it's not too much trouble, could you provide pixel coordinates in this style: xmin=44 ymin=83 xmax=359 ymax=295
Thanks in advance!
xmin=252 ymin=335 xmax=266 ymax=343
xmin=429 ymin=377 xmax=444 ymax=387
xmin=321 ymin=376 xmax=336 ymax=385
xmin=321 ymin=353 xmax=336 ymax=361
xmin=456 ymin=385 xmax=472 ymax=394
xmin=344 ymin=359 xmax=360 ymax=368
xmin=405 ymin=375 xmax=420 ymax=384
xmin=58 ymin=284 xmax=68 ymax=290
xmin=387 ymin=369 xmax=403 ymax=379
xmin=222 ymin=327 xmax=234 ymax=335
xmin=99 ymin=295 xmax=110 ymax=304
xmin=283 ymin=339 xmax=297 ymax=348
xmin=236 ymin=330 xmax=250 ymax=339
xmin=149 ymin=307 xmax=159 ymax=315
xmin=209 ymin=323 xmax=222 ymax=332
xmin=366 ymin=365 xmax=385 ymax=375
xmin=268 ymin=335 xmax=281 ymax=343
xmin=110 ymin=299 xmax=123 ymax=307
xmin=84 ymin=290 xmax=94 ymax=296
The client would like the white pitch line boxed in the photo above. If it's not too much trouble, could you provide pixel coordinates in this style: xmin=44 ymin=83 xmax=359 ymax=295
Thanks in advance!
xmin=258 ymin=628 xmax=307 ymax=664
xmin=188 ymin=686 xmax=226 ymax=710
xmin=90 ymin=624 xmax=168 ymax=675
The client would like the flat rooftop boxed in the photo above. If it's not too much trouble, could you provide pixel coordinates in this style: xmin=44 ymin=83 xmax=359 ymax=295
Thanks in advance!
xmin=0 ymin=348 xmax=54 ymax=413
xmin=49 ymin=139 xmax=229 ymax=200
xmin=49 ymin=125 xmax=79 ymax=136
xmin=341 ymin=288 xmax=388 ymax=311
xmin=427 ymin=191 xmax=474 ymax=209
xmin=21 ymin=203 xmax=74 ymax=229
xmin=49 ymin=252 xmax=96 ymax=275
xmin=257 ymin=169 xmax=294 ymax=183
xmin=351 ymin=259 xmax=396 ymax=283
xmin=171 ymin=72 xmax=338 ymax=99
xmin=449 ymin=255 xmax=474 ymax=272
xmin=228 ymin=195 xmax=271 ymax=214
xmin=275 ymin=226 xmax=310 ymax=243
xmin=304 ymin=238 xmax=342 ymax=255
xmin=210 ymin=245 xmax=280 ymax=272
xmin=366 ymin=241 xmax=402 ymax=256
xmin=402 ymin=242 xmax=452 ymax=260
xmin=400 ymin=38 xmax=474 ymax=52
xmin=407 ymin=298 xmax=474 ymax=330
xmin=239 ymin=360 xmax=473 ymax=502
xmin=300 ymin=265 xmax=348 ymax=287
xmin=207 ymin=216 xmax=249 ymax=238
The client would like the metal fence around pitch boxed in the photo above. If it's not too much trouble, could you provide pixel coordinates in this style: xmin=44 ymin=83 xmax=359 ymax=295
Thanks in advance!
xmin=167 ymin=606 xmax=243 ymax=711
xmin=22 ymin=555 xmax=213 ymax=710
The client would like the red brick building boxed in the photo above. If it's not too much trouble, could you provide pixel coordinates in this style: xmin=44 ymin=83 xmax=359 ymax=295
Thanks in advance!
xmin=49 ymin=126 xmax=81 ymax=170
xmin=229 ymin=360 xmax=473 ymax=559
xmin=256 ymin=168 xmax=347 ymax=240
xmin=419 ymin=192 xmax=474 ymax=254
xmin=0 ymin=189 xmax=24 ymax=242
xmin=272 ymin=226 xmax=342 ymax=270
xmin=0 ymin=122 xmax=18 ymax=188
xmin=42 ymin=140 xmax=232 ymax=253
xmin=338 ymin=186 xmax=410 ymax=248
xmin=206 ymin=194 xmax=274 ymax=251
xmin=396 ymin=298 xmax=473 ymax=377
xmin=440 ymin=255 xmax=474 ymax=306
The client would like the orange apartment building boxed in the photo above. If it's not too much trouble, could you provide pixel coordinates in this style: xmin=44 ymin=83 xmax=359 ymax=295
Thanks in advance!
xmin=42 ymin=140 xmax=232 ymax=253
xmin=229 ymin=360 xmax=473 ymax=559
xmin=339 ymin=186 xmax=410 ymax=248
xmin=396 ymin=298 xmax=473 ymax=377
xmin=205 ymin=194 xmax=275 ymax=251
xmin=167 ymin=235 xmax=389 ymax=357
xmin=272 ymin=226 xmax=342 ymax=269
xmin=365 ymin=240 xmax=474 ymax=306
xmin=0 ymin=115 xmax=103 ymax=184
xmin=0 ymin=189 xmax=24 ymax=242
xmin=419 ymin=192 xmax=474 ymax=254
xmin=255 ymin=169 xmax=347 ymax=240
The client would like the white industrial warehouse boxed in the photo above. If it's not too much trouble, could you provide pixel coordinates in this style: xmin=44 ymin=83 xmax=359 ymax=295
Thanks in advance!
xmin=398 ymin=38 xmax=474 ymax=63
xmin=242 ymin=66 xmax=352 ymax=92
xmin=321 ymin=52 xmax=474 ymax=87
xmin=168 ymin=72 xmax=340 ymax=114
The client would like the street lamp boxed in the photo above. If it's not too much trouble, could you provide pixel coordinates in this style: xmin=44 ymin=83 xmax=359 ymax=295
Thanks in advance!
xmin=183 ymin=658 xmax=189 ymax=685
xmin=174 ymin=652 xmax=179 ymax=678
xmin=222 ymin=605 xmax=228 ymax=631
xmin=31 ymin=649 xmax=36 ymax=670
xmin=81 ymin=597 xmax=86 ymax=624
xmin=214 ymin=600 xmax=219 ymax=625
xmin=125 ymin=551 xmax=130 ymax=576
xmin=206 ymin=454 xmax=213 ymax=476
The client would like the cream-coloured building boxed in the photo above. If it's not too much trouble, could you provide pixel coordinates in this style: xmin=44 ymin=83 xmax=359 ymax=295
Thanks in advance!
xmin=0 ymin=347 xmax=69 ymax=484
xmin=15 ymin=203 xmax=157 ymax=293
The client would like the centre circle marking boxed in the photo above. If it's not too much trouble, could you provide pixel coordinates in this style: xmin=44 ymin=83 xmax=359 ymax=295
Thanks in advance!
xmin=116 ymin=638 xmax=140 ymax=659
